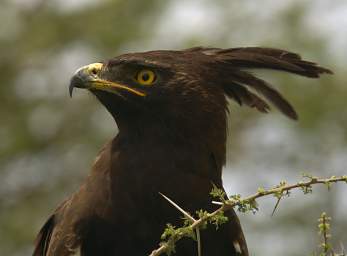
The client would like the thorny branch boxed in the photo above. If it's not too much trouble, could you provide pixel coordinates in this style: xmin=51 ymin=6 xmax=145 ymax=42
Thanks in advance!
xmin=320 ymin=212 xmax=331 ymax=255
xmin=316 ymin=212 xmax=346 ymax=256
xmin=149 ymin=175 xmax=347 ymax=256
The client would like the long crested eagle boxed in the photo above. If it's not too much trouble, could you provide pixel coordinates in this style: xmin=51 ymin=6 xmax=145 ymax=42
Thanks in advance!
xmin=33 ymin=47 xmax=331 ymax=256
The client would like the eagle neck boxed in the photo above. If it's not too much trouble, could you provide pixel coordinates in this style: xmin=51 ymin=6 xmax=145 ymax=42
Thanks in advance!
xmin=114 ymin=111 xmax=227 ymax=183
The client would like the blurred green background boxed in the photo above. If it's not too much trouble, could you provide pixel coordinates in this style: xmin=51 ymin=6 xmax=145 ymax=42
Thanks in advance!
xmin=1 ymin=0 xmax=346 ymax=255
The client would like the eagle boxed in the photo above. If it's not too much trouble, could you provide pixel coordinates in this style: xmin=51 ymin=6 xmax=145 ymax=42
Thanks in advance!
xmin=33 ymin=47 xmax=331 ymax=256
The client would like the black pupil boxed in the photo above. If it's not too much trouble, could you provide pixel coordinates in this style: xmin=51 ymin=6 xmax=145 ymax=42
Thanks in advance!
xmin=142 ymin=72 xmax=150 ymax=81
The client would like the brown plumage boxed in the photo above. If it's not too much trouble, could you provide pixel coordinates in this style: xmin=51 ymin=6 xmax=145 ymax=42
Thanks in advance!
xmin=33 ymin=47 xmax=331 ymax=256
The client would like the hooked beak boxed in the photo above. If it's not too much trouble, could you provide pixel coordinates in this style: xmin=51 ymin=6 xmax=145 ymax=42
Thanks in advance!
xmin=69 ymin=63 xmax=146 ymax=98
xmin=69 ymin=63 xmax=103 ymax=97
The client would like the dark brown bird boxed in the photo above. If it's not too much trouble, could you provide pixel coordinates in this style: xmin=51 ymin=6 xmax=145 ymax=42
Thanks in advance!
xmin=33 ymin=47 xmax=332 ymax=256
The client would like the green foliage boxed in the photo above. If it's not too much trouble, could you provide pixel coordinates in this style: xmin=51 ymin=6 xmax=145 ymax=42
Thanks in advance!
xmin=209 ymin=211 xmax=228 ymax=230
xmin=318 ymin=212 xmax=332 ymax=255
xmin=160 ymin=223 xmax=196 ymax=255
xmin=312 ymin=212 xmax=345 ymax=256
xmin=210 ymin=183 xmax=227 ymax=203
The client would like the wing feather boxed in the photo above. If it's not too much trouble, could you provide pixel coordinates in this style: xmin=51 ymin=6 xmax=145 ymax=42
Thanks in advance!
xmin=32 ymin=215 xmax=55 ymax=256
xmin=32 ymin=199 xmax=72 ymax=256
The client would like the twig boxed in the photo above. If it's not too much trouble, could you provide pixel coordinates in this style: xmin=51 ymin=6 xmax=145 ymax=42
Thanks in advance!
xmin=149 ymin=175 xmax=347 ymax=256
xmin=316 ymin=212 xmax=346 ymax=256
xmin=196 ymin=228 xmax=201 ymax=256
xmin=317 ymin=212 xmax=331 ymax=255
xmin=159 ymin=193 xmax=202 ymax=256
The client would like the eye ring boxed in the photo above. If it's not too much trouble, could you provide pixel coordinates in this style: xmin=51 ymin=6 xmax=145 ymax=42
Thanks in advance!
xmin=136 ymin=69 xmax=156 ymax=86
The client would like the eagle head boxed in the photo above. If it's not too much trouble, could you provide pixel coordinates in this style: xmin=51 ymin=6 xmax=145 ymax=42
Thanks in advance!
xmin=69 ymin=47 xmax=331 ymax=134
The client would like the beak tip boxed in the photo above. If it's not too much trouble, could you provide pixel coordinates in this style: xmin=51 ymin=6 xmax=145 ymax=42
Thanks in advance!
xmin=69 ymin=83 xmax=74 ymax=98
xmin=69 ymin=73 xmax=84 ymax=98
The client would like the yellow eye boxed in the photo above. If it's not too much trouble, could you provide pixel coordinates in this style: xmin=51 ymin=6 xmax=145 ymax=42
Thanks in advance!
xmin=136 ymin=69 xmax=156 ymax=86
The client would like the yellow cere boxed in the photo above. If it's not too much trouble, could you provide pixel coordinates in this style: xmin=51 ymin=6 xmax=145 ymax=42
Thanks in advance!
xmin=87 ymin=63 xmax=104 ymax=75
xmin=136 ymin=69 xmax=156 ymax=86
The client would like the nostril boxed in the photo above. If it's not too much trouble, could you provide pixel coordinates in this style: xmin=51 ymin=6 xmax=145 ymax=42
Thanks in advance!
xmin=91 ymin=68 xmax=98 ymax=76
